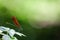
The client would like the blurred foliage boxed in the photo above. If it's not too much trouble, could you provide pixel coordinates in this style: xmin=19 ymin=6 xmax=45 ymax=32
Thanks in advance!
xmin=0 ymin=6 xmax=60 ymax=40
xmin=0 ymin=0 xmax=60 ymax=40
xmin=0 ymin=6 xmax=36 ymax=40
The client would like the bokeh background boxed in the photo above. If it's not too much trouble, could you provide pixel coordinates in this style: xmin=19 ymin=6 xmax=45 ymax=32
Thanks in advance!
xmin=0 ymin=0 xmax=60 ymax=40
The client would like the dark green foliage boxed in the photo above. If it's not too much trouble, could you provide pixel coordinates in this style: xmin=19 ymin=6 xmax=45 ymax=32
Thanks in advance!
xmin=0 ymin=6 xmax=60 ymax=40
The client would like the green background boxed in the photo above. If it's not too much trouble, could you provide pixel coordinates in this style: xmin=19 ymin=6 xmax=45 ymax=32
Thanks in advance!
xmin=0 ymin=0 xmax=60 ymax=40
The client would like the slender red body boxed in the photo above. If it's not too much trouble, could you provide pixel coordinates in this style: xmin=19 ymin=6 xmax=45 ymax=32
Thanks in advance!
xmin=12 ymin=16 xmax=20 ymax=28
